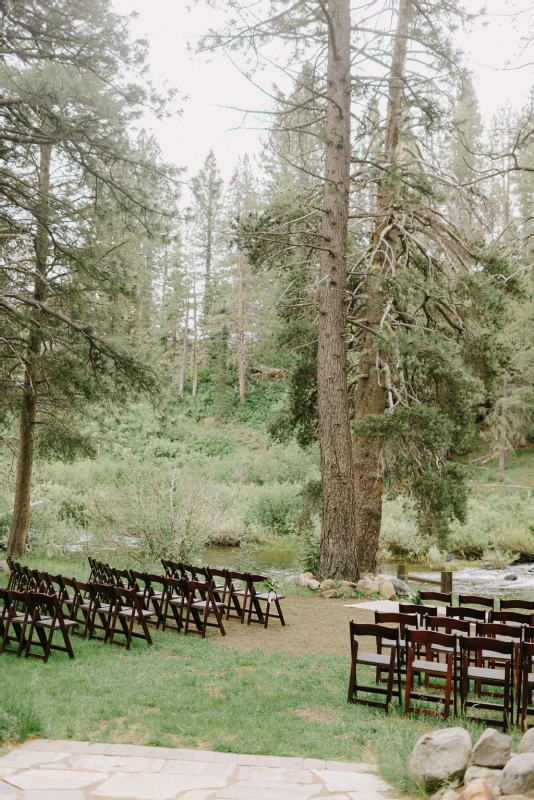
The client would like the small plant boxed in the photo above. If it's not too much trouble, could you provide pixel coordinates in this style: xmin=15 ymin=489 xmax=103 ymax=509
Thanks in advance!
xmin=0 ymin=701 xmax=43 ymax=745
xmin=410 ymin=588 xmax=422 ymax=605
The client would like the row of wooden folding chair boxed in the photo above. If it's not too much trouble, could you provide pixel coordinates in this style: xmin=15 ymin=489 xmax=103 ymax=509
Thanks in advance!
xmin=161 ymin=560 xmax=286 ymax=629
xmin=419 ymin=589 xmax=534 ymax=613
xmin=0 ymin=588 xmax=77 ymax=662
xmin=348 ymin=620 xmax=517 ymax=729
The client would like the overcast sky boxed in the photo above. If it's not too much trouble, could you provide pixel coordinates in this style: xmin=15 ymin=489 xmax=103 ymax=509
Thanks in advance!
xmin=112 ymin=0 xmax=534 ymax=182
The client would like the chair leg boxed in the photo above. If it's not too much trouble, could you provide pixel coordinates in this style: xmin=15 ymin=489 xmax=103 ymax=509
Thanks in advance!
xmin=404 ymin=653 xmax=413 ymax=717
xmin=443 ymin=656 xmax=453 ymax=721
xmin=348 ymin=643 xmax=358 ymax=703
xmin=263 ymin=600 xmax=270 ymax=629
xmin=275 ymin=598 xmax=286 ymax=626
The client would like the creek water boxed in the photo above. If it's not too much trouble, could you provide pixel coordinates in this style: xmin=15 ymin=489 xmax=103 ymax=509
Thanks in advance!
xmin=202 ymin=544 xmax=534 ymax=599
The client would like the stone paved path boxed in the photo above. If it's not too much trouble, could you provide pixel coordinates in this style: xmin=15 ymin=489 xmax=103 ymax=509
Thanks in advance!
xmin=0 ymin=740 xmax=402 ymax=800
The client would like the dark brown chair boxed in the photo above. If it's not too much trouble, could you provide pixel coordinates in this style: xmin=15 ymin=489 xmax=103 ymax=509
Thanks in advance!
xmin=71 ymin=581 xmax=94 ymax=637
xmin=459 ymin=594 xmax=495 ymax=610
xmin=0 ymin=589 xmax=30 ymax=656
xmin=24 ymin=592 xmax=77 ymax=662
xmin=108 ymin=587 xmax=155 ymax=649
xmin=420 ymin=590 xmax=452 ymax=606
xmin=184 ymin=580 xmax=226 ymax=638
xmin=447 ymin=605 xmax=487 ymax=624
xmin=491 ymin=609 xmax=533 ymax=628
xmin=460 ymin=635 xmax=514 ymax=730
xmin=398 ymin=603 xmax=435 ymax=625
xmin=374 ymin=611 xmax=418 ymax=680
xmin=404 ymin=629 xmax=456 ymax=719
xmin=519 ymin=640 xmax=534 ymax=729
xmin=160 ymin=577 xmax=188 ymax=632
xmin=87 ymin=583 xmax=115 ymax=641
xmin=244 ymin=574 xmax=285 ymax=628
xmin=225 ymin=570 xmax=249 ymax=621
xmin=348 ymin=621 xmax=401 ymax=713
xmin=501 ymin=599 xmax=534 ymax=612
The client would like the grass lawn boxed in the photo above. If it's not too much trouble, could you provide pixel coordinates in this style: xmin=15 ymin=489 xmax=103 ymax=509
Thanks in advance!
xmin=0 ymin=558 xmax=511 ymax=798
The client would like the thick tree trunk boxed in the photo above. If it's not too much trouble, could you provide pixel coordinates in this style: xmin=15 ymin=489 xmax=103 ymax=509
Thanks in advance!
xmin=353 ymin=0 xmax=411 ymax=573
xmin=7 ymin=142 xmax=51 ymax=557
xmin=237 ymin=251 xmax=246 ymax=404
xmin=317 ymin=0 xmax=358 ymax=580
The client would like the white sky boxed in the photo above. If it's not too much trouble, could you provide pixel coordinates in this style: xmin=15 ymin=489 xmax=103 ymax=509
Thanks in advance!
xmin=112 ymin=0 xmax=534 ymax=182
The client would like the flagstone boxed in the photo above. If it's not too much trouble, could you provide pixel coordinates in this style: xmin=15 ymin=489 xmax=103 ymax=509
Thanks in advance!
xmin=0 ymin=781 xmax=18 ymax=800
xmin=215 ymin=782 xmax=322 ymax=800
xmin=0 ymin=752 xmax=71 ymax=769
xmin=21 ymin=791 xmax=85 ymax=800
xmin=160 ymin=762 xmax=235 ymax=778
xmin=7 ymin=769 xmax=105 ymax=791
xmin=69 ymin=755 xmax=166 ymax=773
xmin=312 ymin=771 xmax=390 ymax=793
xmin=92 ymin=772 xmax=227 ymax=799
xmin=235 ymin=766 xmax=314 ymax=784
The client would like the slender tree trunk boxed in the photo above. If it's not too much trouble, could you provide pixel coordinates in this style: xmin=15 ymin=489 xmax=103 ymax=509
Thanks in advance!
xmin=192 ymin=280 xmax=198 ymax=398
xmin=237 ymin=250 xmax=246 ymax=403
xmin=317 ymin=0 xmax=358 ymax=580
xmin=353 ymin=0 xmax=411 ymax=574
xmin=178 ymin=301 xmax=189 ymax=397
xmin=7 ymin=143 xmax=52 ymax=557
xmin=498 ymin=376 xmax=509 ymax=473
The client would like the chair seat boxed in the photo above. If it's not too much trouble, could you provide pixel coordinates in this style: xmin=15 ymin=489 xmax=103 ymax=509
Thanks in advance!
xmin=412 ymin=659 xmax=449 ymax=674
xmin=433 ymin=644 xmax=454 ymax=653
xmin=231 ymin=589 xmax=247 ymax=596
xmin=169 ymin=596 xmax=187 ymax=605
xmin=118 ymin=607 xmax=154 ymax=618
xmin=191 ymin=600 xmax=225 ymax=609
xmin=527 ymin=673 xmax=534 ymax=685
xmin=11 ymin=614 xmax=27 ymax=624
xmin=482 ymin=650 xmax=514 ymax=660
xmin=150 ymin=592 xmax=164 ymax=599
xmin=383 ymin=638 xmax=406 ymax=648
xmin=468 ymin=666 xmax=506 ymax=682
xmin=36 ymin=618 xmax=78 ymax=628
xmin=255 ymin=592 xmax=285 ymax=601
xmin=356 ymin=652 xmax=392 ymax=667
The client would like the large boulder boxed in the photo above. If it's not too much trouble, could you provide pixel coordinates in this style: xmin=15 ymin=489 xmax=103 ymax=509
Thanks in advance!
xmin=356 ymin=577 xmax=379 ymax=595
xmin=519 ymin=729 xmax=534 ymax=755
xmin=322 ymin=589 xmax=338 ymax=598
xmin=409 ymin=727 xmax=472 ymax=791
xmin=471 ymin=728 xmax=511 ymax=768
xmin=459 ymin=779 xmax=494 ymax=800
xmin=320 ymin=579 xmax=335 ymax=590
xmin=307 ymin=579 xmax=320 ymax=591
xmin=379 ymin=582 xmax=396 ymax=600
xmin=500 ymin=753 xmax=534 ymax=797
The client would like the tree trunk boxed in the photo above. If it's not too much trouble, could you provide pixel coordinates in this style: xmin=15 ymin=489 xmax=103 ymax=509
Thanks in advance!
xmin=7 ymin=142 xmax=52 ymax=557
xmin=498 ymin=376 xmax=509 ymax=473
xmin=317 ymin=0 xmax=358 ymax=580
xmin=237 ymin=250 xmax=246 ymax=403
xmin=353 ymin=0 xmax=411 ymax=574
xmin=192 ymin=281 xmax=198 ymax=398
xmin=178 ymin=301 xmax=189 ymax=397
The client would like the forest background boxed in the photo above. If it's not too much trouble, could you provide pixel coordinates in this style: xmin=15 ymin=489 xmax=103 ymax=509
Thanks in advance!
xmin=3 ymin=0 xmax=534 ymax=576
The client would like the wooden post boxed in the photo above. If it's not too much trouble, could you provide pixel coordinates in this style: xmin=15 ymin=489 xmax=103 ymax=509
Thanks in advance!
xmin=397 ymin=564 xmax=407 ymax=581
xmin=441 ymin=571 xmax=453 ymax=595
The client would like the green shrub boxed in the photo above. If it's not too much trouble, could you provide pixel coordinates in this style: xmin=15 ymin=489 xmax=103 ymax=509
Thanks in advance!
xmin=379 ymin=498 xmax=429 ymax=560
xmin=447 ymin=493 xmax=534 ymax=560
xmin=298 ymin=518 xmax=321 ymax=574
xmin=245 ymin=482 xmax=302 ymax=535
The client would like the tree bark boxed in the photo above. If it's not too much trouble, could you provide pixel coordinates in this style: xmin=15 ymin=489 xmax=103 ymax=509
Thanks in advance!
xmin=192 ymin=279 xmax=198 ymax=398
xmin=317 ymin=0 xmax=358 ymax=580
xmin=353 ymin=0 xmax=411 ymax=574
xmin=7 ymin=142 xmax=52 ymax=557
xmin=237 ymin=250 xmax=246 ymax=403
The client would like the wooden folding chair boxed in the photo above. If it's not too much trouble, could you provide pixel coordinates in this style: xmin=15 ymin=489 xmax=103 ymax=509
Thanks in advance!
xmin=245 ymin=573 xmax=285 ymax=628
xmin=460 ymin=635 xmax=514 ymax=730
xmin=87 ymin=582 xmax=115 ymax=641
xmin=501 ymin=599 xmax=534 ymax=613
xmin=70 ymin=581 xmax=94 ymax=638
xmin=447 ymin=605 xmax=487 ymax=626
xmin=160 ymin=576 xmax=188 ymax=632
xmin=24 ymin=592 xmax=77 ymax=662
xmin=519 ymin=640 xmax=534 ymax=730
xmin=420 ymin=590 xmax=452 ymax=606
xmin=197 ymin=567 xmax=228 ymax=607
xmin=398 ymin=603 xmax=435 ymax=626
xmin=184 ymin=580 xmax=226 ymax=638
xmin=404 ymin=629 xmax=456 ymax=719
xmin=225 ymin=570 xmax=249 ymax=621
xmin=108 ymin=586 xmax=155 ymax=649
xmin=141 ymin=573 xmax=167 ymax=627
xmin=348 ymin=621 xmax=401 ymax=713
xmin=459 ymin=594 xmax=495 ymax=611
xmin=374 ymin=611 xmax=418 ymax=681
xmin=491 ymin=609 xmax=533 ymax=628
xmin=0 ymin=590 xmax=31 ymax=656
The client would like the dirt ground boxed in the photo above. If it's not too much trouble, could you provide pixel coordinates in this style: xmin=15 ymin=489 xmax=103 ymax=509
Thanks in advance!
xmin=214 ymin=595 xmax=374 ymax=656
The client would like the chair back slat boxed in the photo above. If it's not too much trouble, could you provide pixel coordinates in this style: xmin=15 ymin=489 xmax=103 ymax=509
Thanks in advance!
xmin=447 ymin=605 xmax=487 ymax=622
xmin=459 ymin=594 xmax=495 ymax=609
xmin=425 ymin=615 xmax=470 ymax=635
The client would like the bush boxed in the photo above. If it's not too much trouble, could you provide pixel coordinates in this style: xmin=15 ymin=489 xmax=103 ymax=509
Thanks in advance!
xmin=298 ymin=518 xmax=321 ymax=574
xmin=447 ymin=493 xmax=534 ymax=560
xmin=379 ymin=498 xmax=429 ymax=561
xmin=245 ymin=482 xmax=302 ymax=535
